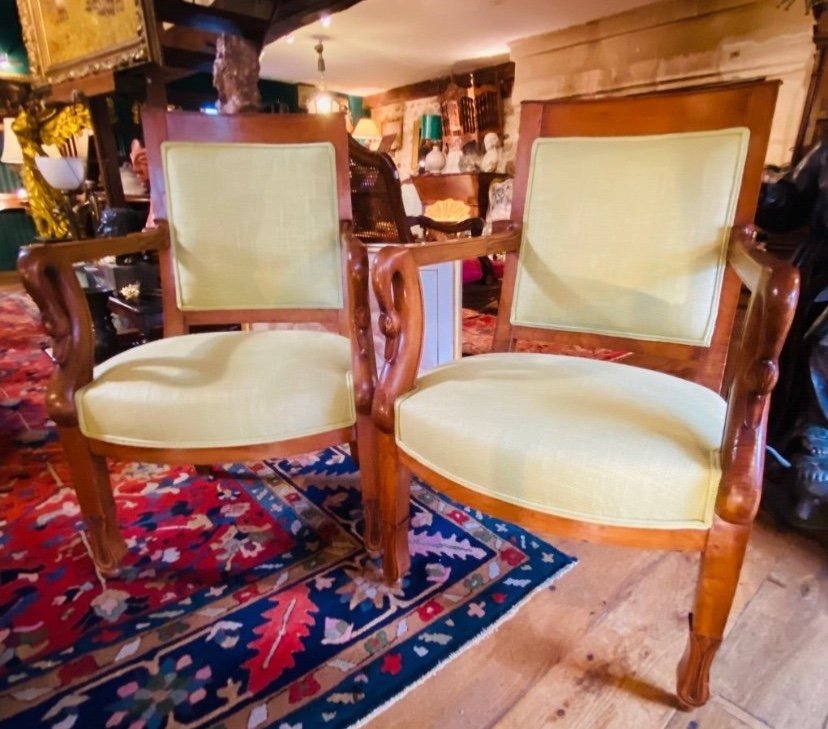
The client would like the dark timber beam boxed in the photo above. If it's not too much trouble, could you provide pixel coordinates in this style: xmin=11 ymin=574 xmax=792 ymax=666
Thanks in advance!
xmin=154 ymin=0 xmax=267 ymax=43
xmin=263 ymin=0 xmax=365 ymax=44
xmin=363 ymin=62 xmax=515 ymax=109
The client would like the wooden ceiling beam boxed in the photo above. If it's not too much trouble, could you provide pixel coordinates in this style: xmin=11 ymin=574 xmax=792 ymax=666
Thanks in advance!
xmin=263 ymin=0 xmax=365 ymax=44
xmin=159 ymin=48 xmax=216 ymax=76
xmin=154 ymin=0 xmax=267 ymax=43
xmin=363 ymin=62 xmax=515 ymax=109
xmin=159 ymin=26 xmax=218 ymax=56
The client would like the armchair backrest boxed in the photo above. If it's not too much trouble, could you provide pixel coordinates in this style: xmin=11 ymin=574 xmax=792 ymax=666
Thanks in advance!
xmin=142 ymin=110 xmax=352 ymax=332
xmin=498 ymin=80 xmax=779 ymax=390
xmin=348 ymin=136 xmax=416 ymax=243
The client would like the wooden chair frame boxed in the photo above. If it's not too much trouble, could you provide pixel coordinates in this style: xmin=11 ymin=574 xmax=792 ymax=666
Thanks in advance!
xmin=17 ymin=110 xmax=380 ymax=574
xmin=369 ymin=81 xmax=799 ymax=708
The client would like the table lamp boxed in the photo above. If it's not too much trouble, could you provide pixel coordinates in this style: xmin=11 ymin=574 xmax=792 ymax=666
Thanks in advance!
xmin=421 ymin=113 xmax=445 ymax=173
xmin=353 ymin=117 xmax=382 ymax=150
xmin=35 ymin=155 xmax=88 ymax=240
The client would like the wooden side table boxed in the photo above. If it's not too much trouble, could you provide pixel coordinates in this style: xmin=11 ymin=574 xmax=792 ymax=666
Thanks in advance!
xmin=410 ymin=172 xmax=507 ymax=218
xmin=108 ymin=292 xmax=163 ymax=346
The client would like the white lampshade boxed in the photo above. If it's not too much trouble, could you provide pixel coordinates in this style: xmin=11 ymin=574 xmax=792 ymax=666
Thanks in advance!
xmin=353 ymin=117 xmax=381 ymax=149
xmin=1 ymin=117 xmax=23 ymax=165
xmin=35 ymin=156 xmax=86 ymax=191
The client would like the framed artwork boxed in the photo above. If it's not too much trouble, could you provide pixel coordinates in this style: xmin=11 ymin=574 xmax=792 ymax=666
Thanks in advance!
xmin=15 ymin=0 xmax=161 ymax=87
xmin=380 ymin=118 xmax=402 ymax=151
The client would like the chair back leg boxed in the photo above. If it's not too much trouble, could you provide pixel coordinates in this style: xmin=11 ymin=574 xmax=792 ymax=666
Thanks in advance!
xmin=59 ymin=426 xmax=128 ymax=573
xmin=378 ymin=430 xmax=412 ymax=583
xmin=356 ymin=414 xmax=381 ymax=555
xmin=677 ymin=517 xmax=751 ymax=707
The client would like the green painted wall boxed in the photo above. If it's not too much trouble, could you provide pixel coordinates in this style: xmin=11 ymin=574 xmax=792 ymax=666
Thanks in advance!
xmin=0 ymin=0 xmax=29 ymax=78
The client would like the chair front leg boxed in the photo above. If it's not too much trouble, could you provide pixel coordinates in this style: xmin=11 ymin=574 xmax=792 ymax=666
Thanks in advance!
xmin=59 ymin=426 xmax=128 ymax=573
xmin=377 ymin=430 xmax=411 ymax=584
xmin=677 ymin=517 xmax=751 ymax=708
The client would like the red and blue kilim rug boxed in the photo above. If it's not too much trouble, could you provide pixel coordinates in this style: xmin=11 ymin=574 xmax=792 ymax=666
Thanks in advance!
xmin=0 ymin=291 xmax=576 ymax=729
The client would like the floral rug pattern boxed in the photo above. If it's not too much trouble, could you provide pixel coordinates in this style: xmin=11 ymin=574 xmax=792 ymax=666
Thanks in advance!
xmin=0 ymin=292 xmax=576 ymax=729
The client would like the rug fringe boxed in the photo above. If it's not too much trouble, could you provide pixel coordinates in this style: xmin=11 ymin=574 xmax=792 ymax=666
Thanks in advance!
xmin=345 ymin=559 xmax=578 ymax=729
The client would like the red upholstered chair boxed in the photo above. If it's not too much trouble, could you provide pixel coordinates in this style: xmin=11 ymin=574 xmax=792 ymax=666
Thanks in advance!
xmin=370 ymin=81 xmax=799 ymax=707
xmin=18 ymin=111 xmax=380 ymax=573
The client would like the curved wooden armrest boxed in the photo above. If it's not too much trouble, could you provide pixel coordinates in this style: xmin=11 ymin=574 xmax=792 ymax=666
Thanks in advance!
xmin=371 ymin=245 xmax=424 ymax=433
xmin=16 ymin=227 xmax=169 ymax=427
xmin=717 ymin=225 xmax=800 ymax=523
xmin=728 ymin=224 xmax=796 ymax=293
xmin=370 ymin=223 xmax=521 ymax=432
xmin=409 ymin=215 xmax=485 ymax=238
xmin=401 ymin=223 xmax=521 ymax=266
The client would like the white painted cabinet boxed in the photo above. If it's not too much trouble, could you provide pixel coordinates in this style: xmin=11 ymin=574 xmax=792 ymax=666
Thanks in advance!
xmin=367 ymin=245 xmax=460 ymax=373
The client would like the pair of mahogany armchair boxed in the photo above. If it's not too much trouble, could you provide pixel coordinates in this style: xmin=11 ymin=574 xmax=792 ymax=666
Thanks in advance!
xmin=20 ymin=80 xmax=798 ymax=710
xmin=369 ymin=79 xmax=799 ymax=708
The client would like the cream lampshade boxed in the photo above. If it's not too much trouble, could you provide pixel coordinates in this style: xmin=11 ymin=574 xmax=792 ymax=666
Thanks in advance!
xmin=353 ymin=117 xmax=381 ymax=150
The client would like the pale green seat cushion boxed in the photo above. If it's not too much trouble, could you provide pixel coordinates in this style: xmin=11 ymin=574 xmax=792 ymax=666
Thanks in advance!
xmin=512 ymin=129 xmax=749 ymax=346
xmin=395 ymin=354 xmax=725 ymax=529
xmin=162 ymin=141 xmax=343 ymax=311
xmin=77 ymin=330 xmax=355 ymax=449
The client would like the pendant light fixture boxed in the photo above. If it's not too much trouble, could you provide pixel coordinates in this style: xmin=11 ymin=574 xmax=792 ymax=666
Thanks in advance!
xmin=308 ymin=41 xmax=338 ymax=114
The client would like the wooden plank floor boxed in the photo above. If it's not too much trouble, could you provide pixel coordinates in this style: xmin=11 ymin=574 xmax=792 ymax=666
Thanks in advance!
xmin=368 ymin=515 xmax=828 ymax=729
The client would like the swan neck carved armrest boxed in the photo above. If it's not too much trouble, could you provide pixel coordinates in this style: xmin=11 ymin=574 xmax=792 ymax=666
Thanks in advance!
xmin=16 ymin=226 xmax=170 ymax=427
xmin=370 ymin=224 xmax=522 ymax=432
xmin=717 ymin=225 xmax=800 ymax=524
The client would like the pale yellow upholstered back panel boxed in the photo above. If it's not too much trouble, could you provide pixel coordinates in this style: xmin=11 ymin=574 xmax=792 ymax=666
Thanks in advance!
xmin=511 ymin=130 xmax=749 ymax=346
xmin=162 ymin=142 xmax=343 ymax=310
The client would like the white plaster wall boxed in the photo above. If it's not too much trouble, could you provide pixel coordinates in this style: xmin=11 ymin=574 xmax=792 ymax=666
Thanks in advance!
xmin=509 ymin=0 xmax=814 ymax=165
xmin=368 ymin=0 xmax=813 ymax=175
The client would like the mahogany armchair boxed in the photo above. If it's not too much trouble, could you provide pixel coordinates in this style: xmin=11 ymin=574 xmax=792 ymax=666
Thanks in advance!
xmin=17 ymin=111 xmax=379 ymax=573
xmin=370 ymin=81 xmax=799 ymax=708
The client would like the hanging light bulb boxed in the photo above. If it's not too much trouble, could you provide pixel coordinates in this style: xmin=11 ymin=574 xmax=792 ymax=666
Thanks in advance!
xmin=308 ymin=41 xmax=337 ymax=115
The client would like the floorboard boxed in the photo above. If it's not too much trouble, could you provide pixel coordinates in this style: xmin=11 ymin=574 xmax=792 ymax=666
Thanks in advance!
xmin=368 ymin=518 xmax=827 ymax=729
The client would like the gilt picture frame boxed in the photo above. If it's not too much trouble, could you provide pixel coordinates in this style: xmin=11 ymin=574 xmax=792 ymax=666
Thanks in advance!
xmin=15 ymin=0 xmax=161 ymax=88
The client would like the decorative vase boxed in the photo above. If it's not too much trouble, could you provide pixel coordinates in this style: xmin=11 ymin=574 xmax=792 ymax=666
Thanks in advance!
xmin=424 ymin=144 xmax=446 ymax=174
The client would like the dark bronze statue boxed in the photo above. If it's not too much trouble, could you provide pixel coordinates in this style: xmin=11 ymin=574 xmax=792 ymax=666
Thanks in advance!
xmin=762 ymin=142 xmax=828 ymax=532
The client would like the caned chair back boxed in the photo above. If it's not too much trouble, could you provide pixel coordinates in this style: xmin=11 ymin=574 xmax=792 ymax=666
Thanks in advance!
xmin=348 ymin=136 xmax=416 ymax=243
xmin=499 ymin=81 xmax=779 ymax=390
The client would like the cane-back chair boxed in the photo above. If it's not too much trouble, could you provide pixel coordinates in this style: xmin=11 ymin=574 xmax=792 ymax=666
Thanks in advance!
xmin=348 ymin=136 xmax=483 ymax=244
xmin=370 ymin=80 xmax=799 ymax=707
xmin=18 ymin=111 xmax=379 ymax=573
